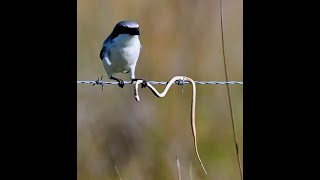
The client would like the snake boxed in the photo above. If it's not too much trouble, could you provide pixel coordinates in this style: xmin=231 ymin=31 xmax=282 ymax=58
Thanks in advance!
xmin=134 ymin=76 xmax=207 ymax=175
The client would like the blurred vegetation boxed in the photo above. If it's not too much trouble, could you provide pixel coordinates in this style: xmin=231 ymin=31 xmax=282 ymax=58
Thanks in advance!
xmin=77 ymin=0 xmax=242 ymax=179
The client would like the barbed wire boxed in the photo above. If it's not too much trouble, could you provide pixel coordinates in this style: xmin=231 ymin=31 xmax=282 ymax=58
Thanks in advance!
xmin=77 ymin=80 xmax=243 ymax=85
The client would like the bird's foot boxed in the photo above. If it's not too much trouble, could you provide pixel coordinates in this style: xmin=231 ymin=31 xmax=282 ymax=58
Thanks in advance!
xmin=110 ymin=76 xmax=125 ymax=88
xmin=131 ymin=78 xmax=147 ymax=88
xmin=118 ymin=79 xmax=125 ymax=88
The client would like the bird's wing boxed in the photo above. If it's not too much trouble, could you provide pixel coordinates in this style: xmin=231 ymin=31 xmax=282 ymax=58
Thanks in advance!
xmin=100 ymin=35 xmax=113 ymax=60
xmin=100 ymin=46 xmax=107 ymax=60
xmin=100 ymin=46 xmax=112 ymax=66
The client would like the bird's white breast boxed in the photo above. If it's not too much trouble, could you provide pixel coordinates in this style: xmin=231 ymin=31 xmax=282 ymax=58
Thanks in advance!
xmin=107 ymin=35 xmax=141 ymax=72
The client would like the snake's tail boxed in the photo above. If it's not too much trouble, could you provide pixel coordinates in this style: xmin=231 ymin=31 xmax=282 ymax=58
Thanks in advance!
xmin=194 ymin=138 xmax=207 ymax=175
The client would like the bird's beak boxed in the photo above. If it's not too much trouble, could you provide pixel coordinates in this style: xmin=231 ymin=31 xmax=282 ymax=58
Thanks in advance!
xmin=129 ymin=28 xmax=140 ymax=35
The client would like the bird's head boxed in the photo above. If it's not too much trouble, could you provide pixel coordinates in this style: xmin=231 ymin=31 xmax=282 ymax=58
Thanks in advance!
xmin=111 ymin=21 xmax=140 ymax=39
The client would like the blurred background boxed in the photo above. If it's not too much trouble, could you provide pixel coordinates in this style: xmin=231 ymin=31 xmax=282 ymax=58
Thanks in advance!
xmin=77 ymin=0 xmax=242 ymax=179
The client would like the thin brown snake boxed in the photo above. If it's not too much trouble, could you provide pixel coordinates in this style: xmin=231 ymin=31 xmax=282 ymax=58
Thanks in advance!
xmin=134 ymin=76 xmax=207 ymax=175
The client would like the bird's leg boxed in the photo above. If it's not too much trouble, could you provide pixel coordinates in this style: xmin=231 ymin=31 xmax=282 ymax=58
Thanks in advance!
xmin=131 ymin=78 xmax=147 ymax=88
xmin=130 ymin=68 xmax=147 ymax=88
xmin=110 ymin=76 xmax=125 ymax=88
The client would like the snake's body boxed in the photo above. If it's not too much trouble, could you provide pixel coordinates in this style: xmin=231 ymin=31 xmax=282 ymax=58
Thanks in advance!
xmin=134 ymin=76 xmax=207 ymax=175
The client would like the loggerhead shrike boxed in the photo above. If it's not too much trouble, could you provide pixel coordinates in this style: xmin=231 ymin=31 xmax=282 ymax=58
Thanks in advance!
xmin=100 ymin=20 xmax=146 ymax=88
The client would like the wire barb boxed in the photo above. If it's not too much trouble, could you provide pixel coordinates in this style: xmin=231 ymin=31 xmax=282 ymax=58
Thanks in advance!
xmin=92 ymin=75 xmax=104 ymax=91
xmin=180 ymin=75 xmax=186 ymax=92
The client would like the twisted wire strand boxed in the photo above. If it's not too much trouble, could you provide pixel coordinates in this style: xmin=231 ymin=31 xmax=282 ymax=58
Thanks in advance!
xmin=77 ymin=80 xmax=243 ymax=85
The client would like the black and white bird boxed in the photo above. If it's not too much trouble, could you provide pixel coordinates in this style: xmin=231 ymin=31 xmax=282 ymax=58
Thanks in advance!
xmin=100 ymin=20 xmax=146 ymax=88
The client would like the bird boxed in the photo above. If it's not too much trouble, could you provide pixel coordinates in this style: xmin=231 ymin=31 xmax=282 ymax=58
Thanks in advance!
xmin=99 ymin=20 xmax=146 ymax=88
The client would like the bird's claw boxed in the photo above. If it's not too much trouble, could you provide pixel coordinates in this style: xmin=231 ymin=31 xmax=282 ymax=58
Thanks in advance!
xmin=141 ymin=80 xmax=147 ymax=88
xmin=131 ymin=79 xmax=147 ymax=88
xmin=118 ymin=79 xmax=125 ymax=88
